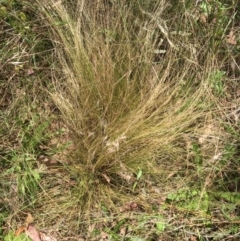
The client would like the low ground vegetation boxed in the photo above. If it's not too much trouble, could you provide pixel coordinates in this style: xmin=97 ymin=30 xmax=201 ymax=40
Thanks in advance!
xmin=1 ymin=0 xmax=240 ymax=240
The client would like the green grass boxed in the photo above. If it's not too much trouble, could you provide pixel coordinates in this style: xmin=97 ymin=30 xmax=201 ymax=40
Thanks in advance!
xmin=1 ymin=0 xmax=240 ymax=240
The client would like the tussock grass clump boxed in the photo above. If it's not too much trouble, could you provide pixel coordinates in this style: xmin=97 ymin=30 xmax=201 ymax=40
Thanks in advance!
xmin=35 ymin=0 xmax=228 ymax=212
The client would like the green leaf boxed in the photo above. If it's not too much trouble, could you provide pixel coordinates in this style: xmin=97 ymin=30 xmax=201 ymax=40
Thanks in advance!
xmin=0 ymin=6 xmax=7 ymax=18
xmin=31 ymin=169 xmax=40 ymax=182
xmin=4 ymin=232 xmax=31 ymax=241
xmin=137 ymin=169 xmax=142 ymax=179
xmin=166 ymin=189 xmax=209 ymax=213
xmin=19 ymin=12 xmax=26 ymax=22
xmin=132 ymin=182 xmax=138 ymax=192
xmin=156 ymin=222 xmax=165 ymax=233
xmin=167 ymin=189 xmax=198 ymax=201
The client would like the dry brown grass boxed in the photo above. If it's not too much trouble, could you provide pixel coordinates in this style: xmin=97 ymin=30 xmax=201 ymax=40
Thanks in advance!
xmin=34 ymin=0 xmax=228 ymax=212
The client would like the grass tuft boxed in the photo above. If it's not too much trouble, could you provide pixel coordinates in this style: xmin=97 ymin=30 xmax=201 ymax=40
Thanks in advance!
xmin=35 ymin=0 xmax=228 ymax=213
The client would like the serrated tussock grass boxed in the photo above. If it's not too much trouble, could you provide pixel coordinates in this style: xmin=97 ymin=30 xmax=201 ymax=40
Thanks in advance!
xmin=36 ymin=0 xmax=228 ymax=213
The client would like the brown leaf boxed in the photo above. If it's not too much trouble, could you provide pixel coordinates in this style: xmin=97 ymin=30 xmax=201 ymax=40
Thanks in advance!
xmin=120 ymin=227 xmax=127 ymax=236
xmin=101 ymin=173 xmax=110 ymax=183
xmin=15 ymin=213 xmax=33 ymax=236
xmin=26 ymin=213 xmax=34 ymax=224
xmin=39 ymin=231 xmax=58 ymax=241
xmin=26 ymin=225 xmax=41 ymax=241
xmin=88 ymin=223 xmax=96 ymax=233
xmin=226 ymin=30 xmax=237 ymax=45
xmin=130 ymin=202 xmax=138 ymax=209
xmin=15 ymin=226 xmax=26 ymax=236
xmin=190 ymin=235 xmax=197 ymax=241
xmin=27 ymin=68 xmax=35 ymax=75
xmin=199 ymin=14 xmax=207 ymax=24
xmin=100 ymin=231 xmax=109 ymax=240
xmin=119 ymin=202 xmax=139 ymax=212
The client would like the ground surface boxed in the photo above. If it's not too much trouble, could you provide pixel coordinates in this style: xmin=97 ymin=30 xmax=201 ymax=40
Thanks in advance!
xmin=1 ymin=0 xmax=240 ymax=240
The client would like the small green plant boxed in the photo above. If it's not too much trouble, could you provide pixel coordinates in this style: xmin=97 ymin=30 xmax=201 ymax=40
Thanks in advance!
xmin=191 ymin=142 xmax=203 ymax=174
xmin=0 ymin=0 xmax=30 ymax=35
xmin=1 ymin=152 xmax=41 ymax=204
xmin=132 ymin=168 xmax=143 ymax=192
xmin=21 ymin=119 xmax=49 ymax=152
xmin=208 ymin=70 xmax=226 ymax=96
xmin=210 ymin=191 xmax=240 ymax=220
xmin=166 ymin=188 xmax=209 ymax=214
xmin=4 ymin=232 xmax=31 ymax=241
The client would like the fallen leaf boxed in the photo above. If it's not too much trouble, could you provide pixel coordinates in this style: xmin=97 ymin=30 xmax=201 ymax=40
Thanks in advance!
xmin=199 ymin=14 xmax=207 ymax=24
xmin=15 ymin=226 xmax=26 ymax=236
xmin=26 ymin=225 xmax=41 ymax=241
xmin=39 ymin=231 xmax=58 ymax=241
xmin=100 ymin=231 xmax=109 ymax=240
xmin=120 ymin=227 xmax=127 ymax=236
xmin=26 ymin=213 xmax=34 ymax=224
xmin=119 ymin=202 xmax=139 ymax=212
xmin=190 ymin=235 xmax=197 ymax=241
xmin=88 ymin=223 xmax=96 ymax=233
xmin=101 ymin=173 xmax=111 ymax=183
xmin=130 ymin=202 xmax=138 ymax=209
xmin=15 ymin=213 xmax=34 ymax=236
xmin=27 ymin=68 xmax=35 ymax=75
xmin=226 ymin=30 xmax=237 ymax=45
